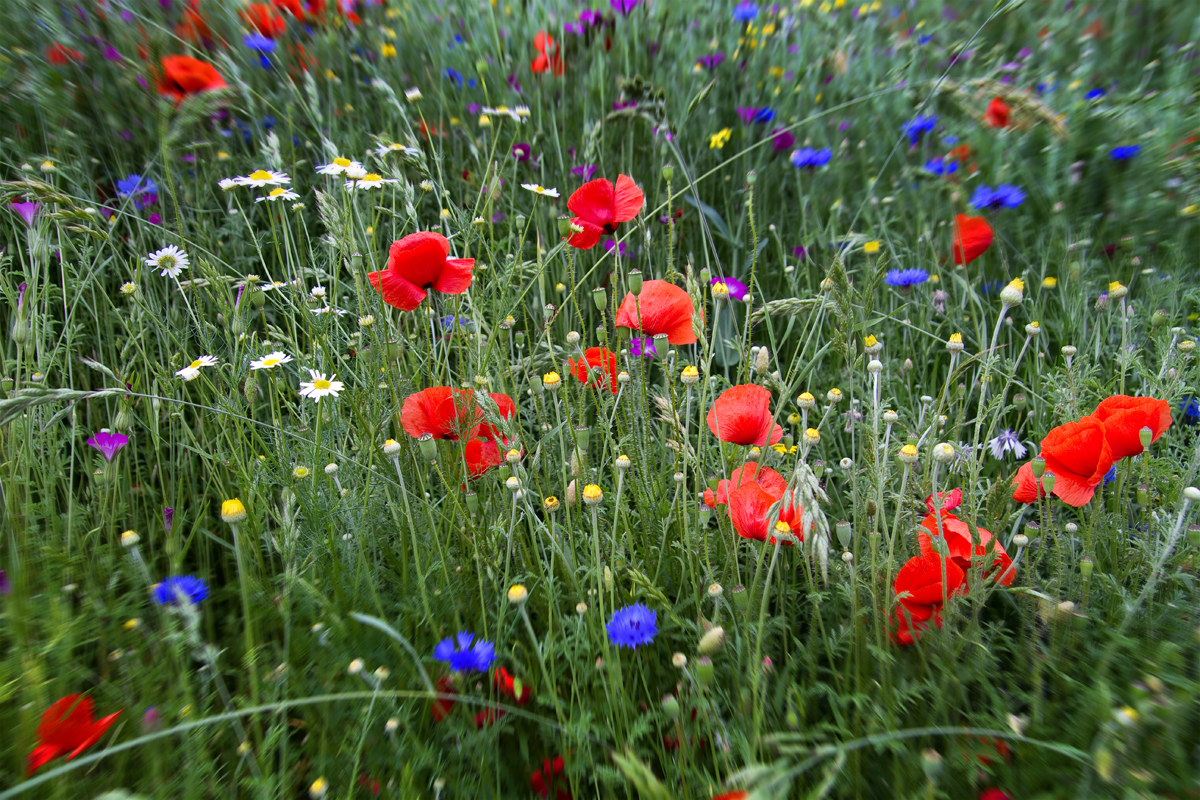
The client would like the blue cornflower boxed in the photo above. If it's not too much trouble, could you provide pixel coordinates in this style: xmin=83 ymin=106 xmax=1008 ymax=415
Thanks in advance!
xmin=606 ymin=603 xmax=657 ymax=649
xmin=970 ymin=184 xmax=1025 ymax=210
xmin=901 ymin=114 xmax=937 ymax=145
xmin=979 ymin=280 xmax=1004 ymax=296
xmin=152 ymin=575 xmax=210 ymax=606
xmin=445 ymin=68 xmax=464 ymax=87
xmin=116 ymin=174 xmax=157 ymax=197
xmin=1180 ymin=397 xmax=1199 ymax=423
xmin=924 ymin=157 xmax=957 ymax=175
xmin=1103 ymin=465 xmax=1117 ymax=484
xmin=440 ymin=315 xmax=472 ymax=331
xmin=243 ymin=33 xmax=276 ymax=53
xmin=791 ymin=147 xmax=832 ymax=169
xmin=434 ymin=632 xmax=496 ymax=673
xmin=1085 ymin=87 xmax=1105 ymax=100
xmin=884 ymin=268 xmax=929 ymax=288
xmin=1109 ymin=145 xmax=1140 ymax=161
xmin=988 ymin=429 xmax=1028 ymax=460
xmin=733 ymin=1 xmax=758 ymax=21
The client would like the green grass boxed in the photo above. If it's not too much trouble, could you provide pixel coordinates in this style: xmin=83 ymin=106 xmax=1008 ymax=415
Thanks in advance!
xmin=2 ymin=0 xmax=1200 ymax=796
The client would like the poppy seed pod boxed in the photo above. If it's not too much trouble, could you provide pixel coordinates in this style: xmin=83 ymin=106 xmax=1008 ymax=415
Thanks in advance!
xmin=1031 ymin=456 xmax=1046 ymax=478
xmin=465 ymin=491 xmax=479 ymax=514
xmin=661 ymin=165 xmax=675 ymax=181
xmin=418 ymin=433 xmax=437 ymax=461
xmin=694 ymin=656 xmax=714 ymax=688
xmin=661 ymin=694 xmax=680 ymax=719
xmin=1139 ymin=426 xmax=1154 ymax=448
xmin=835 ymin=520 xmax=852 ymax=549
xmin=627 ymin=269 xmax=643 ymax=296
xmin=592 ymin=286 xmax=607 ymax=311
xmin=1080 ymin=556 xmax=1094 ymax=579
xmin=730 ymin=585 xmax=748 ymax=613
xmin=1014 ymin=392 xmax=1027 ymax=410
xmin=1041 ymin=472 xmax=1056 ymax=494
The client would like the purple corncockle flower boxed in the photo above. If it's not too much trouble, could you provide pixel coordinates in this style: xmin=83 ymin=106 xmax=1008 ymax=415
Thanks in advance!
xmin=571 ymin=164 xmax=598 ymax=182
xmin=120 ymin=9 xmax=135 ymax=22
xmin=512 ymin=142 xmax=532 ymax=162
xmin=507 ymin=73 xmax=522 ymax=93
xmin=771 ymin=129 xmax=795 ymax=152
xmin=711 ymin=276 xmax=748 ymax=301
xmin=17 ymin=283 xmax=28 ymax=314
xmin=603 ymin=239 xmax=630 ymax=258
xmin=142 ymin=707 xmax=162 ymax=732
xmin=164 ymin=507 xmax=175 ymax=532
xmin=9 ymin=202 xmax=39 ymax=227
xmin=580 ymin=8 xmax=603 ymax=25
xmin=612 ymin=100 xmax=637 ymax=111
xmin=491 ymin=211 xmax=507 ymax=223
xmin=148 ymin=213 xmax=162 ymax=225
xmin=0 ymin=569 xmax=10 ymax=595
xmin=628 ymin=336 xmax=656 ymax=358
xmin=697 ymin=53 xmax=725 ymax=71
xmin=610 ymin=0 xmax=639 ymax=15
xmin=791 ymin=246 xmax=807 ymax=261
xmin=564 ymin=21 xmax=584 ymax=34
xmin=102 ymin=44 xmax=123 ymax=61
xmin=87 ymin=431 xmax=130 ymax=462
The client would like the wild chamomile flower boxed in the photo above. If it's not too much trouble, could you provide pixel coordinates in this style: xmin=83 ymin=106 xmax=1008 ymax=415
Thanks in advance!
xmin=514 ymin=105 xmax=531 ymax=118
xmin=316 ymin=157 xmax=363 ymax=175
xmin=176 ymin=355 xmax=218 ymax=381
xmin=298 ymin=369 xmax=344 ymax=402
xmin=256 ymin=187 xmax=300 ymax=203
xmin=344 ymin=173 xmax=397 ymax=191
xmin=250 ymin=351 xmax=293 ymax=370
xmin=234 ymin=169 xmax=291 ymax=187
xmin=145 ymin=245 xmax=190 ymax=278
xmin=374 ymin=143 xmax=413 ymax=157
xmin=483 ymin=106 xmax=522 ymax=121
xmin=404 ymin=87 xmax=422 ymax=102
xmin=521 ymin=183 xmax=560 ymax=198
xmin=120 ymin=282 xmax=138 ymax=295
xmin=218 ymin=178 xmax=238 ymax=191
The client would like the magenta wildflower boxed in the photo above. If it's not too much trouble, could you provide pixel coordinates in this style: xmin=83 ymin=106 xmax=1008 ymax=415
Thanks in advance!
xmin=770 ymin=129 xmax=795 ymax=152
xmin=87 ymin=431 xmax=129 ymax=462
xmin=164 ymin=507 xmax=175 ymax=532
xmin=10 ymin=202 xmax=39 ymax=227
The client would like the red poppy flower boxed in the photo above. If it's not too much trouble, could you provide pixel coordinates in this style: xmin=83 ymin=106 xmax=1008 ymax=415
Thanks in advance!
xmin=728 ymin=481 xmax=805 ymax=544
xmin=530 ymin=755 xmax=571 ymax=800
xmin=177 ymin=3 xmax=213 ymax=46
xmin=474 ymin=708 xmax=505 ymax=728
xmin=703 ymin=462 xmax=787 ymax=508
xmin=27 ymin=695 xmax=122 ymax=776
xmin=984 ymin=97 xmax=1010 ymax=128
xmin=565 ymin=175 xmax=644 ymax=249
xmin=431 ymin=675 xmax=456 ymax=721
xmin=568 ymin=347 xmax=620 ymax=393
xmin=401 ymin=388 xmax=515 ymax=442
xmin=46 ymin=44 xmax=84 ymax=65
xmin=952 ymin=214 xmax=993 ymax=265
xmin=1010 ymin=460 xmax=1047 ymax=504
xmin=713 ymin=794 xmax=749 ymax=800
xmin=368 ymin=231 xmax=474 ymax=312
xmin=948 ymin=144 xmax=973 ymax=162
xmin=495 ymin=667 xmax=530 ymax=704
xmin=706 ymin=384 xmax=783 ymax=446
xmin=357 ymin=774 xmax=381 ymax=797
xmin=242 ymin=2 xmax=285 ymax=37
xmin=614 ymin=280 xmax=697 ymax=345
xmin=1091 ymin=395 xmax=1172 ymax=460
xmin=979 ymin=790 xmax=1012 ymax=800
xmin=272 ymin=0 xmax=304 ymax=17
xmin=157 ymin=55 xmax=227 ymax=102
xmin=1037 ymin=416 xmax=1114 ymax=506
xmin=464 ymin=439 xmax=502 ymax=477
xmin=531 ymin=31 xmax=563 ymax=76
xmin=892 ymin=550 xmax=965 ymax=645
xmin=918 ymin=508 xmax=1014 ymax=586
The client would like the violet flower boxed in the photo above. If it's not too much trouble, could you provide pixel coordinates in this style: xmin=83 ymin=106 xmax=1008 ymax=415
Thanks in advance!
xmin=512 ymin=142 xmax=532 ymax=162
xmin=571 ymin=164 xmax=598 ymax=182
xmin=87 ymin=431 xmax=130 ymax=462
xmin=9 ymin=202 xmax=39 ymax=227
xmin=770 ymin=129 xmax=795 ymax=152
xmin=0 ymin=569 xmax=10 ymax=595
xmin=628 ymin=336 xmax=656 ymax=358
xmin=610 ymin=0 xmax=639 ymax=16
xmin=164 ymin=507 xmax=174 ymax=532
xmin=711 ymin=276 xmax=748 ymax=301
xmin=16 ymin=283 xmax=27 ymax=314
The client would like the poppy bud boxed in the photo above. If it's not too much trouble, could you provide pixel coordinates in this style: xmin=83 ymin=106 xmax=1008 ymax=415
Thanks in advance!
xmin=1013 ymin=392 xmax=1027 ymax=410
xmin=786 ymin=707 xmax=800 ymax=729
xmin=661 ymin=164 xmax=674 ymax=181
xmin=418 ymin=433 xmax=437 ymax=461
xmin=1139 ymin=426 xmax=1154 ymax=448
xmin=921 ymin=749 xmax=943 ymax=784
xmin=1136 ymin=485 xmax=1149 ymax=506
xmin=1031 ymin=456 xmax=1046 ymax=478
xmin=475 ymin=58 xmax=487 ymax=75
xmin=661 ymin=694 xmax=680 ymax=719
xmin=698 ymin=625 xmax=725 ymax=655
xmin=1041 ymin=472 xmax=1056 ymax=494
xmin=694 ymin=656 xmax=714 ymax=688
xmin=574 ymin=425 xmax=590 ymax=452
xmin=628 ymin=269 xmax=643 ymax=296
xmin=230 ymin=315 xmax=246 ymax=336
xmin=592 ymin=286 xmax=607 ymax=311
xmin=730 ymin=584 xmax=748 ymax=613
xmin=835 ymin=520 xmax=851 ymax=550
xmin=1080 ymin=556 xmax=1094 ymax=579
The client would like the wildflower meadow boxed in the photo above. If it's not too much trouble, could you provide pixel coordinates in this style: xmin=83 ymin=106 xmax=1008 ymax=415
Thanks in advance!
xmin=4 ymin=0 xmax=1200 ymax=796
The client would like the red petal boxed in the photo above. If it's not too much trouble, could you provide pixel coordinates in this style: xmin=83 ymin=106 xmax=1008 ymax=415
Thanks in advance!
xmin=567 ymin=178 xmax=616 ymax=229
xmin=402 ymin=387 xmax=466 ymax=439
xmin=464 ymin=439 xmax=501 ymax=477
xmin=67 ymin=711 xmax=122 ymax=759
xmin=952 ymin=214 xmax=993 ymax=265
xmin=728 ymin=482 xmax=774 ymax=542
xmin=566 ymin=218 xmax=604 ymax=249
xmin=1093 ymin=395 xmax=1173 ymax=460
xmin=1011 ymin=461 xmax=1045 ymax=504
xmin=612 ymin=174 xmax=644 ymax=223
xmin=614 ymin=280 xmax=697 ymax=344
xmin=1049 ymin=468 xmax=1101 ymax=507
xmin=433 ymin=257 xmax=475 ymax=295
xmin=388 ymin=231 xmax=450 ymax=289
xmin=706 ymin=384 xmax=778 ymax=446
xmin=369 ymin=268 xmax=426 ymax=311
xmin=1042 ymin=416 xmax=1113 ymax=487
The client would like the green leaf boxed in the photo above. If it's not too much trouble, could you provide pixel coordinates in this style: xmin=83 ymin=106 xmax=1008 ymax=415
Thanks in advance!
xmin=683 ymin=194 xmax=739 ymax=245
xmin=685 ymin=78 xmax=716 ymax=120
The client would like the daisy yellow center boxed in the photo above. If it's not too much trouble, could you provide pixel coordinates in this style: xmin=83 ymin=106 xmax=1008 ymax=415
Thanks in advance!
xmin=363 ymin=173 xmax=382 ymax=181
xmin=334 ymin=157 xmax=351 ymax=167
xmin=188 ymin=360 xmax=203 ymax=370
xmin=312 ymin=379 xmax=332 ymax=390
xmin=269 ymin=188 xmax=285 ymax=196
xmin=159 ymin=254 xmax=176 ymax=268
xmin=249 ymin=170 xmax=273 ymax=180
xmin=262 ymin=357 xmax=282 ymax=367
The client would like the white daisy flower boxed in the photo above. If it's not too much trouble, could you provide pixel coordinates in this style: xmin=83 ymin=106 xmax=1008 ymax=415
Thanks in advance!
xmin=311 ymin=306 xmax=348 ymax=316
xmin=299 ymin=369 xmax=344 ymax=402
xmin=256 ymin=187 xmax=301 ymax=203
xmin=145 ymin=245 xmax=190 ymax=278
xmin=345 ymin=173 xmax=398 ymax=191
xmin=176 ymin=355 xmax=218 ymax=381
xmin=316 ymin=157 xmax=364 ymax=176
xmin=374 ymin=142 xmax=413 ymax=157
xmin=514 ymin=105 xmax=531 ymax=119
xmin=218 ymin=178 xmax=238 ymax=191
xmin=310 ymin=285 xmax=326 ymax=299
xmin=344 ymin=163 xmax=368 ymax=180
xmin=358 ymin=314 xmax=375 ymax=327
xmin=404 ymin=87 xmax=422 ymax=102
xmin=483 ymin=106 xmax=522 ymax=122
xmin=521 ymin=183 xmax=560 ymax=198
xmin=234 ymin=169 xmax=291 ymax=188
xmin=250 ymin=351 xmax=294 ymax=370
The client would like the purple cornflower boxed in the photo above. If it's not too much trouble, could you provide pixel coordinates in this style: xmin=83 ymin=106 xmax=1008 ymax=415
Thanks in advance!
xmin=629 ymin=336 xmax=656 ymax=358
xmin=901 ymin=114 xmax=937 ymax=145
xmin=711 ymin=276 xmax=748 ymax=301
xmin=164 ymin=507 xmax=175 ymax=532
xmin=791 ymin=147 xmax=832 ymax=169
xmin=512 ymin=142 xmax=532 ymax=162
xmin=970 ymin=184 xmax=1025 ymax=210
xmin=732 ymin=1 xmax=758 ymax=21
xmin=87 ymin=431 xmax=129 ymax=462
xmin=1109 ymin=145 xmax=1140 ymax=161
xmin=571 ymin=164 xmax=598 ymax=182
xmin=770 ymin=129 xmax=795 ymax=152
xmin=697 ymin=52 xmax=725 ymax=71
xmin=606 ymin=603 xmax=657 ymax=649
xmin=884 ymin=268 xmax=928 ymax=288
xmin=507 ymin=73 xmax=522 ymax=93
xmin=152 ymin=575 xmax=209 ymax=606
xmin=9 ymin=202 xmax=40 ymax=227
xmin=434 ymin=632 xmax=496 ymax=672
xmin=988 ymin=429 xmax=1028 ymax=460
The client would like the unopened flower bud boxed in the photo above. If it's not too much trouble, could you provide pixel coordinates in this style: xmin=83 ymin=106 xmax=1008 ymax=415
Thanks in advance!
xmin=932 ymin=443 xmax=955 ymax=463
xmin=999 ymin=278 xmax=1025 ymax=307
xmin=698 ymin=626 xmax=725 ymax=655
xmin=507 ymin=584 xmax=528 ymax=605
